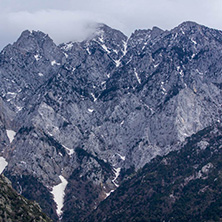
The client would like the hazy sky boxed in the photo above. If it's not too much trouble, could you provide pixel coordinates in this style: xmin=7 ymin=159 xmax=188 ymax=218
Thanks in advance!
xmin=0 ymin=0 xmax=222 ymax=49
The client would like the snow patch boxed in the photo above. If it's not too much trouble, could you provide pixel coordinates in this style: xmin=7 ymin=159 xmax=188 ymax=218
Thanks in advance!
xmin=88 ymin=108 xmax=94 ymax=113
xmin=51 ymin=60 xmax=60 ymax=66
xmin=34 ymin=54 xmax=41 ymax=61
xmin=6 ymin=130 xmax=16 ymax=143
xmin=0 ymin=157 xmax=8 ymax=174
xmin=38 ymin=73 xmax=44 ymax=77
xmin=86 ymin=47 xmax=91 ymax=55
xmin=51 ymin=175 xmax=68 ymax=217
xmin=134 ymin=68 xmax=141 ymax=84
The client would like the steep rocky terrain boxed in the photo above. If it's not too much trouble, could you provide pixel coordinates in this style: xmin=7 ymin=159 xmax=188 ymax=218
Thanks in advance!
xmin=1 ymin=21 xmax=222 ymax=221
xmin=88 ymin=123 xmax=222 ymax=222
xmin=0 ymin=174 xmax=51 ymax=222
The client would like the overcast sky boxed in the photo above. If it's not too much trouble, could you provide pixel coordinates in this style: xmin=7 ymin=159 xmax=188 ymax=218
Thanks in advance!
xmin=0 ymin=0 xmax=222 ymax=49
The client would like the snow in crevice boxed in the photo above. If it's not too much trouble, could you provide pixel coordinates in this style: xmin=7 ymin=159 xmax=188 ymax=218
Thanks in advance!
xmin=122 ymin=40 xmax=128 ymax=56
xmin=161 ymin=81 xmax=167 ymax=95
xmin=117 ymin=153 xmax=125 ymax=161
xmin=0 ymin=157 xmax=8 ymax=174
xmin=113 ymin=40 xmax=128 ymax=68
xmin=177 ymin=66 xmax=184 ymax=77
xmin=86 ymin=47 xmax=91 ymax=55
xmin=114 ymin=60 xmax=121 ymax=67
xmin=62 ymin=144 xmax=74 ymax=156
xmin=94 ymin=34 xmax=111 ymax=54
xmin=105 ymin=189 xmax=114 ymax=198
xmin=98 ymin=35 xmax=104 ymax=43
xmin=90 ymin=93 xmax=97 ymax=102
xmin=112 ymin=167 xmax=121 ymax=187
xmin=101 ymin=44 xmax=110 ymax=54
xmin=134 ymin=68 xmax=141 ymax=84
xmin=191 ymin=37 xmax=197 ymax=45
xmin=154 ymin=63 xmax=159 ymax=68
xmin=7 ymin=92 xmax=16 ymax=96
xmin=51 ymin=175 xmax=68 ymax=217
xmin=180 ymin=28 xmax=185 ymax=35
xmin=6 ymin=130 xmax=16 ymax=143
xmin=113 ymin=49 xmax=118 ymax=54
xmin=196 ymin=69 xmax=204 ymax=75
xmin=191 ymin=53 xmax=196 ymax=59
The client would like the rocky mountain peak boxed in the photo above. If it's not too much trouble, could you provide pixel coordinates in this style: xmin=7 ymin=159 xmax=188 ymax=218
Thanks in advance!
xmin=13 ymin=30 xmax=55 ymax=53
xmin=1 ymin=21 xmax=222 ymax=221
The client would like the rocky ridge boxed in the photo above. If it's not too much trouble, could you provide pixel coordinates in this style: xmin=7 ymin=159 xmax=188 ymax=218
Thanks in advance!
xmin=0 ymin=21 xmax=222 ymax=221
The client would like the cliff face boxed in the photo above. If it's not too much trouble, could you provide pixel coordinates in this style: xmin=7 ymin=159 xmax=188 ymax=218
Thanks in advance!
xmin=1 ymin=21 xmax=222 ymax=221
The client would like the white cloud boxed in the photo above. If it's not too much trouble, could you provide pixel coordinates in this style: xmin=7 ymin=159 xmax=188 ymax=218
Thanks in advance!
xmin=7 ymin=10 xmax=100 ymax=42
xmin=0 ymin=0 xmax=222 ymax=49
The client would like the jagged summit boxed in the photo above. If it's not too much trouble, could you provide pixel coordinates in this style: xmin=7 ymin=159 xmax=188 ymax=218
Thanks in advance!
xmin=13 ymin=29 xmax=54 ymax=52
xmin=1 ymin=21 xmax=222 ymax=221
xmin=176 ymin=20 xmax=200 ymax=28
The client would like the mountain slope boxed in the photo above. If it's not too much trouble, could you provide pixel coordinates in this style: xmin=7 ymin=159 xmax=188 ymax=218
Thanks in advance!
xmin=88 ymin=123 xmax=222 ymax=222
xmin=0 ymin=174 xmax=52 ymax=222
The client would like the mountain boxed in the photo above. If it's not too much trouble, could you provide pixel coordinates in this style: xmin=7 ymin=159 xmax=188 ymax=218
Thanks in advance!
xmin=1 ymin=21 xmax=222 ymax=221
xmin=87 ymin=123 xmax=222 ymax=222
xmin=0 ymin=174 xmax=51 ymax=222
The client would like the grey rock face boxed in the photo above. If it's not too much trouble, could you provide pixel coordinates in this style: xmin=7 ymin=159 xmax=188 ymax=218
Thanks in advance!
xmin=1 ymin=21 xmax=222 ymax=221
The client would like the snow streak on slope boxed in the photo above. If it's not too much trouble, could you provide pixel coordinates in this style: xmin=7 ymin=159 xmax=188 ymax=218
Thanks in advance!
xmin=51 ymin=175 xmax=68 ymax=216
xmin=112 ymin=167 xmax=121 ymax=187
xmin=0 ymin=157 xmax=8 ymax=174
